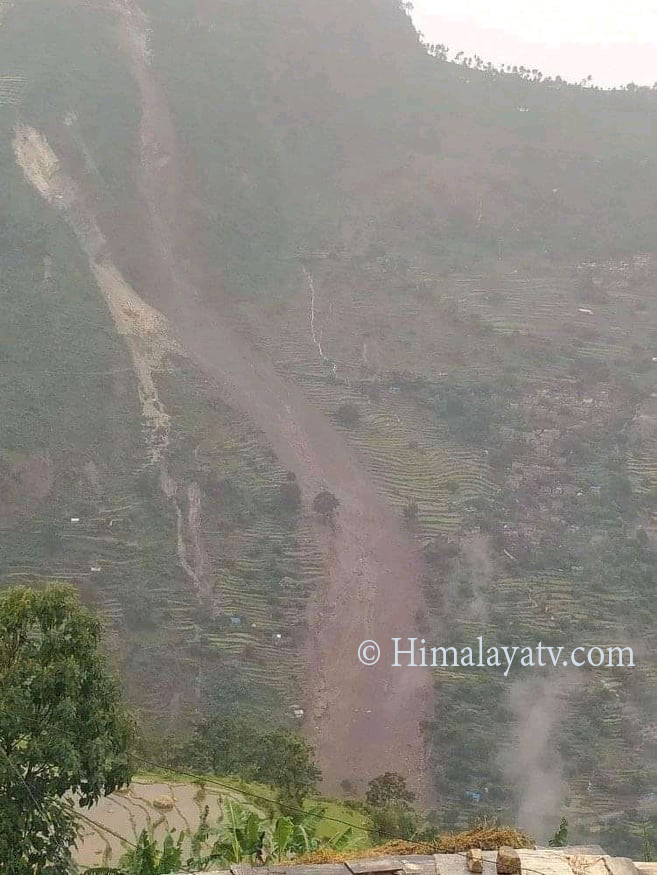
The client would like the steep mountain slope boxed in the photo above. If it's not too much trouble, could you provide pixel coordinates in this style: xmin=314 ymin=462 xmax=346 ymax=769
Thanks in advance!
xmin=2 ymin=0 xmax=657 ymax=844
xmin=135 ymin=0 xmax=657 ymax=287
xmin=1 ymin=0 xmax=318 ymax=735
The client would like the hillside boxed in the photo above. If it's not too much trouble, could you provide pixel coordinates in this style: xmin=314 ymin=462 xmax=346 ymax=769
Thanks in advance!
xmin=1 ymin=0 xmax=657 ymax=849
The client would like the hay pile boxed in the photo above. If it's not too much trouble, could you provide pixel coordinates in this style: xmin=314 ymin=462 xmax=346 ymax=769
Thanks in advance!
xmin=295 ymin=826 xmax=533 ymax=864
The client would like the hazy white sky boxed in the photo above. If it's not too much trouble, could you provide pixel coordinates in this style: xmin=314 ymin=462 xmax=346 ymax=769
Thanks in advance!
xmin=411 ymin=0 xmax=657 ymax=87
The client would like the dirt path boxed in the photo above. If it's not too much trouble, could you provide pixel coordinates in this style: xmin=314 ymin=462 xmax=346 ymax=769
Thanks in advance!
xmin=107 ymin=0 xmax=433 ymax=798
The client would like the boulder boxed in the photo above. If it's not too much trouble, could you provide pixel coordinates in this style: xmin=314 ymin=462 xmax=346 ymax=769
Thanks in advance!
xmin=497 ymin=847 xmax=521 ymax=875
xmin=152 ymin=794 xmax=174 ymax=811
xmin=467 ymin=849 xmax=484 ymax=874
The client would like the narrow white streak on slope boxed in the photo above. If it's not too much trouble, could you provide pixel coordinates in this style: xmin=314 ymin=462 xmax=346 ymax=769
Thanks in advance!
xmin=304 ymin=267 xmax=337 ymax=377
xmin=12 ymin=124 xmax=62 ymax=203
xmin=171 ymin=482 xmax=211 ymax=603
xmin=112 ymin=0 xmax=152 ymax=68
xmin=12 ymin=124 xmax=179 ymax=466
xmin=307 ymin=269 xmax=324 ymax=358
xmin=12 ymin=123 xmax=210 ymax=607
xmin=91 ymin=260 xmax=179 ymax=465
xmin=13 ymin=123 xmax=105 ymax=258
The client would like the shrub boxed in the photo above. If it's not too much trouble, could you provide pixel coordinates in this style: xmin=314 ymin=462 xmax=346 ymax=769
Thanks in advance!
xmin=279 ymin=471 xmax=302 ymax=514
xmin=313 ymin=489 xmax=340 ymax=523
xmin=334 ymin=402 xmax=361 ymax=428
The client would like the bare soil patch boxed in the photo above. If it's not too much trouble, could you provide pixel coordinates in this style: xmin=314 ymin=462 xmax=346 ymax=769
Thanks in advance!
xmin=107 ymin=0 xmax=433 ymax=798
xmin=0 ymin=450 xmax=53 ymax=528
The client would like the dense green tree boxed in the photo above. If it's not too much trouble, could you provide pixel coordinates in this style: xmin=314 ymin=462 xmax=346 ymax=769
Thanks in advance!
xmin=313 ymin=490 xmax=340 ymax=524
xmin=366 ymin=773 xmax=419 ymax=845
xmin=333 ymin=403 xmax=361 ymax=429
xmin=193 ymin=714 xmax=264 ymax=776
xmin=254 ymin=728 xmax=321 ymax=807
xmin=366 ymin=772 xmax=415 ymax=808
xmin=0 ymin=585 xmax=134 ymax=875
xmin=170 ymin=717 xmax=320 ymax=807
xmin=402 ymin=499 xmax=419 ymax=527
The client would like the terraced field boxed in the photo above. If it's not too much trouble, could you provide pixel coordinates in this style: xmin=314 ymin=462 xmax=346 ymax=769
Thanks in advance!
xmin=231 ymin=255 xmax=657 ymax=830
xmin=233 ymin=293 xmax=499 ymax=545
xmin=0 ymin=74 xmax=24 ymax=105
xmin=441 ymin=267 xmax=657 ymax=370
xmin=75 ymin=775 xmax=368 ymax=868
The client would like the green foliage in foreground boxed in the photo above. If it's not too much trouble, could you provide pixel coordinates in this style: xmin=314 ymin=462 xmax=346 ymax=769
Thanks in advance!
xmin=88 ymin=801 xmax=358 ymax=874
xmin=548 ymin=817 xmax=569 ymax=847
xmin=365 ymin=773 xmax=435 ymax=845
xmin=0 ymin=585 xmax=134 ymax=875
xmin=91 ymin=830 xmax=186 ymax=875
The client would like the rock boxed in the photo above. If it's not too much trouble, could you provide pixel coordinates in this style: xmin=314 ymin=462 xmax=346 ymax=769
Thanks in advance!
xmin=152 ymin=795 xmax=174 ymax=811
xmin=467 ymin=849 xmax=483 ymax=873
xmin=517 ymin=850 xmax=571 ymax=875
xmin=605 ymin=859 xmax=640 ymax=875
xmin=565 ymin=856 xmax=607 ymax=875
xmin=497 ymin=847 xmax=521 ymax=875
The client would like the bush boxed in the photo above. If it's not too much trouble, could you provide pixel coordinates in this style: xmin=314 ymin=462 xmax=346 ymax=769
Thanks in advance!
xmin=313 ymin=489 xmax=340 ymax=523
xmin=334 ymin=402 xmax=361 ymax=428
xmin=366 ymin=772 xmax=416 ymax=808
xmin=403 ymin=499 xmax=418 ymax=526
xmin=370 ymin=801 xmax=419 ymax=843
xmin=279 ymin=471 xmax=302 ymax=514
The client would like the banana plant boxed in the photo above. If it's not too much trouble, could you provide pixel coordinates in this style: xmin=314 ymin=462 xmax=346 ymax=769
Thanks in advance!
xmin=286 ymin=804 xmax=357 ymax=855
xmin=206 ymin=800 xmax=267 ymax=864
xmin=269 ymin=815 xmax=295 ymax=860
xmin=203 ymin=801 xmax=357 ymax=865
xmin=87 ymin=800 xmax=361 ymax=873
xmin=86 ymin=828 xmax=185 ymax=875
